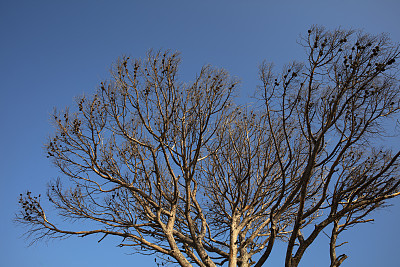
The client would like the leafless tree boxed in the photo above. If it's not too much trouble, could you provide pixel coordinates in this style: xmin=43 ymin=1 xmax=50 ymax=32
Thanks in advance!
xmin=17 ymin=26 xmax=400 ymax=267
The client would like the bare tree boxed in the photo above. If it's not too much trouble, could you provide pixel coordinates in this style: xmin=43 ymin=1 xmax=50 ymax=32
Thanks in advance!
xmin=17 ymin=26 xmax=400 ymax=267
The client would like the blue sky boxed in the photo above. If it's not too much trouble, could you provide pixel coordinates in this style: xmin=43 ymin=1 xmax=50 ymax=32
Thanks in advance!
xmin=1 ymin=1 xmax=400 ymax=266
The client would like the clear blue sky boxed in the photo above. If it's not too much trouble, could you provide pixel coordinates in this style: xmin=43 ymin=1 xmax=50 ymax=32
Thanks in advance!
xmin=1 ymin=0 xmax=400 ymax=266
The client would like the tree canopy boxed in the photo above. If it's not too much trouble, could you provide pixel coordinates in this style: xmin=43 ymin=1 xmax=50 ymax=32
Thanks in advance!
xmin=17 ymin=26 xmax=400 ymax=267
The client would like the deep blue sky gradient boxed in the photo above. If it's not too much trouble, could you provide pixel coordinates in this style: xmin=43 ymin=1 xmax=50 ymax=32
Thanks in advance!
xmin=1 ymin=1 xmax=400 ymax=266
